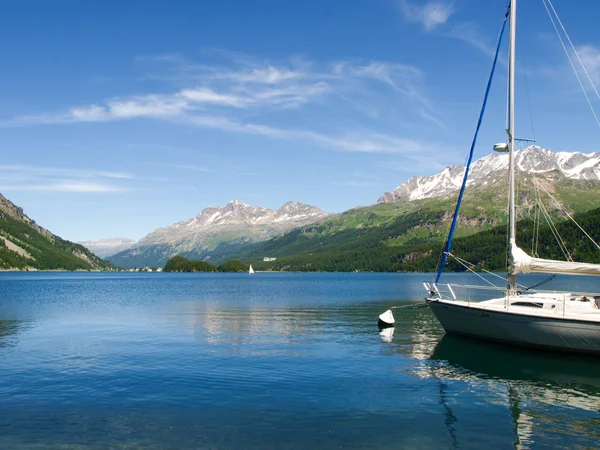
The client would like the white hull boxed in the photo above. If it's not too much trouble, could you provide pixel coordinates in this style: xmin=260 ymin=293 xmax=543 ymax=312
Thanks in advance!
xmin=427 ymin=298 xmax=600 ymax=355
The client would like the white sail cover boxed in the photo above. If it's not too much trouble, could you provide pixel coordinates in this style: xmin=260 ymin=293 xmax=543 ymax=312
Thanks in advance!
xmin=511 ymin=244 xmax=600 ymax=276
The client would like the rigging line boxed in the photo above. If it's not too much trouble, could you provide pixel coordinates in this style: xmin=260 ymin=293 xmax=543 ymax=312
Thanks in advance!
xmin=534 ymin=179 xmax=600 ymax=251
xmin=447 ymin=253 xmax=508 ymax=288
xmin=536 ymin=199 xmax=567 ymax=258
xmin=450 ymin=253 xmax=529 ymax=291
xmin=435 ymin=6 xmax=509 ymax=283
xmin=546 ymin=0 xmax=600 ymax=103
xmin=530 ymin=178 xmax=536 ymax=256
xmin=529 ymin=203 xmax=536 ymax=256
xmin=531 ymin=177 xmax=543 ymax=257
xmin=534 ymin=205 xmax=541 ymax=257
xmin=538 ymin=199 xmax=570 ymax=259
xmin=538 ymin=200 xmax=572 ymax=261
xmin=523 ymin=274 xmax=556 ymax=291
xmin=541 ymin=0 xmax=600 ymax=129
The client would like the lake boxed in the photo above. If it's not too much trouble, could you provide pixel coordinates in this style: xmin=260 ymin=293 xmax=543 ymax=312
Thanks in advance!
xmin=0 ymin=272 xmax=599 ymax=448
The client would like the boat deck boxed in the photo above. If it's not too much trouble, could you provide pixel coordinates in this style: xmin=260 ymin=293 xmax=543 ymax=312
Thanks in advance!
xmin=424 ymin=282 xmax=600 ymax=322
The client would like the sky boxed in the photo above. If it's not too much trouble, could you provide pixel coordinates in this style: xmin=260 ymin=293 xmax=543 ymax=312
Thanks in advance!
xmin=1 ymin=0 xmax=600 ymax=242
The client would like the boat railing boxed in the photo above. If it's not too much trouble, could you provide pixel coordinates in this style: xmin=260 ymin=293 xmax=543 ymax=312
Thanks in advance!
xmin=424 ymin=281 xmax=505 ymax=304
xmin=424 ymin=281 xmax=600 ymax=313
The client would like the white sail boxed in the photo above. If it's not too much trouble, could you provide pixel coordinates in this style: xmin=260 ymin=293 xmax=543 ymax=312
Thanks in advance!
xmin=511 ymin=244 xmax=600 ymax=276
xmin=249 ymin=264 xmax=254 ymax=274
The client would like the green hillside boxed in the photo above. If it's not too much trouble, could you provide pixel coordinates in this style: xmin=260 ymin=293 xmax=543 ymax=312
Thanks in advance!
xmin=235 ymin=175 xmax=600 ymax=272
xmin=112 ymin=173 xmax=600 ymax=270
xmin=246 ymin=206 xmax=600 ymax=273
xmin=0 ymin=195 xmax=113 ymax=271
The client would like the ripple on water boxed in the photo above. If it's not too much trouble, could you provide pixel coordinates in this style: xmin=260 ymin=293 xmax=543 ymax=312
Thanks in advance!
xmin=0 ymin=272 xmax=599 ymax=448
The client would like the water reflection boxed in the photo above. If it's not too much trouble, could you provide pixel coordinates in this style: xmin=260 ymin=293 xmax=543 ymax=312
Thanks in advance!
xmin=0 ymin=319 xmax=27 ymax=348
xmin=427 ymin=335 xmax=600 ymax=448
xmin=379 ymin=326 xmax=394 ymax=342
xmin=430 ymin=335 xmax=600 ymax=408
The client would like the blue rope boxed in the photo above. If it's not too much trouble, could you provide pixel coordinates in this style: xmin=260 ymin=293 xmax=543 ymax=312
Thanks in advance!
xmin=435 ymin=8 xmax=509 ymax=283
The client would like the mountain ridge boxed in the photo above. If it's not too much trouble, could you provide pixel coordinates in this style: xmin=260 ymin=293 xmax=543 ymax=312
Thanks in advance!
xmin=378 ymin=146 xmax=600 ymax=203
xmin=99 ymin=147 xmax=600 ymax=269
xmin=78 ymin=238 xmax=138 ymax=259
xmin=107 ymin=200 xmax=329 ymax=268
xmin=0 ymin=193 xmax=113 ymax=271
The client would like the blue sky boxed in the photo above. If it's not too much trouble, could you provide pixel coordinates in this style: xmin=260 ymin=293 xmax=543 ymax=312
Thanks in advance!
xmin=1 ymin=0 xmax=600 ymax=242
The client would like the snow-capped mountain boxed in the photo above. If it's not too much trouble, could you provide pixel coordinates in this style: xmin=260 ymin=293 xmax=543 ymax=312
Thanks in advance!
xmin=378 ymin=146 xmax=600 ymax=203
xmin=78 ymin=238 xmax=138 ymax=259
xmin=139 ymin=200 xmax=327 ymax=247
xmin=108 ymin=200 xmax=328 ymax=267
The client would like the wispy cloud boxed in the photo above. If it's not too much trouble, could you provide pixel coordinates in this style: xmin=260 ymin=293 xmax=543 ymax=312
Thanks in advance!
xmin=445 ymin=22 xmax=495 ymax=57
xmin=576 ymin=45 xmax=600 ymax=88
xmin=162 ymin=163 xmax=211 ymax=173
xmin=0 ymin=182 xmax=125 ymax=193
xmin=398 ymin=0 xmax=454 ymax=32
xmin=0 ymin=165 xmax=135 ymax=193
xmin=0 ymin=165 xmax=135 ymax=179
xmin=397 ymin=1 xmax=496 ymax=57
xmin=183 ymin=114 xmax=433 ymax=153
xmin=1 ymin=54 xmax=446 ymax=153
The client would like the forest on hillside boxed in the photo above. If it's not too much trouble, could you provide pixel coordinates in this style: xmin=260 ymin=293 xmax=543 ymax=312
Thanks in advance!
xmin=248 ymin=207 xmax=600 ymax=273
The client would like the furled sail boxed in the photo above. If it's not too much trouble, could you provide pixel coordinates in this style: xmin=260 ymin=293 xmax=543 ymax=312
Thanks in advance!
xmin=511 ymin=244 xmax=600 ymax=276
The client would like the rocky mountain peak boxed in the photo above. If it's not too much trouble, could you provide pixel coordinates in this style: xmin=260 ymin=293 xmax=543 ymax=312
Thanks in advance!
xmin=135 ymin=200 xmax=329 ymax=249
xmin=225 ymin=199 xmax=246 ymax=210
xmin=0 ymin=193 xmax=51 ymax=237
xmin=377 ymin=146 xmax=600 ymax=204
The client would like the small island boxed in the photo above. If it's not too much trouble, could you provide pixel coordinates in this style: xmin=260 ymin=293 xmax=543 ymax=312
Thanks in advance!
xmin=163 ymin=256 xmax=251 ymax=273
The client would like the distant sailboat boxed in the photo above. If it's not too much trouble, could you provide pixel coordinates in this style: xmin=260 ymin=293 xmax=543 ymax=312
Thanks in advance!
xmin=249 ymin=264 xmax=254 ymax=274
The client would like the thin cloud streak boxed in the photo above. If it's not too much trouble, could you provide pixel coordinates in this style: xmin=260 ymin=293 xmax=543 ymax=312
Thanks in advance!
xmin=444 ymin=22 xmax=495 ymax=57
xmin=162 ymin=163 xmax=211 ymax=172
xmin=0 ymin=182 xmax=127 ymax=193
xmin=0 ymin=165 xmax=138 ymax=194
xmin=184 ymin=114 xmax=434 ymax=154
xmin=1 ymin=55 xmax=447 ymax=151
xmin=0 ymin=165 xmax=135 ymax=180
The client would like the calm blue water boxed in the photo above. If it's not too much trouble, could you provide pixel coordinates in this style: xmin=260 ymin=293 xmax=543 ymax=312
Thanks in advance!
xmin=0 ymin=272 xmax=599 ymax=449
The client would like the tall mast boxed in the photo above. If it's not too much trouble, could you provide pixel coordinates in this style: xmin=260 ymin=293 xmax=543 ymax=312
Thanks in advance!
xmin=507 ymin=0 xmax=517 ymax=291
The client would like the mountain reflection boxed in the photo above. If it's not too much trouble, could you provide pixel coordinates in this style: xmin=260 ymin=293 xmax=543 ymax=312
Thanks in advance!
xmin=0 ymin=319 xmax=26 ymax=348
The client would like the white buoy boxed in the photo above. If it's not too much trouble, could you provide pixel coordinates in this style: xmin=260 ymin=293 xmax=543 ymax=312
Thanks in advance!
xmin=378 ymin=309 xmax=395 ymax=327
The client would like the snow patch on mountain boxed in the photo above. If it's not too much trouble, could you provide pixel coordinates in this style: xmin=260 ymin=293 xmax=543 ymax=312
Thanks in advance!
xmin=137 ymin=200 xmax=328 ymax=249
xmin=378 ymin=146 xmax=600 ymax=203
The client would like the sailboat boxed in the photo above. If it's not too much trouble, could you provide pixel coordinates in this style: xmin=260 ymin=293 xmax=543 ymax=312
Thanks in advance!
xmin=249 ymin=264 xmax=255 ymax=274
xmin=422 ymin=0 xmax=600 ymax=355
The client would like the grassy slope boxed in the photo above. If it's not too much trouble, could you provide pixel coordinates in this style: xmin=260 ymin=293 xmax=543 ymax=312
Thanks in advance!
xmin=112 ymin=175 xmax=600 ymax=270
xmin=0 ymin=214 xmax=113 ymax=270
xmin=240 ymin=177 xmax=600 ymax=271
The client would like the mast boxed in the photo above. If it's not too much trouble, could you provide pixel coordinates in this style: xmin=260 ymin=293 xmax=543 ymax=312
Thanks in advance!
xmin=507 ymin=0 xmax=517 ymax=292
